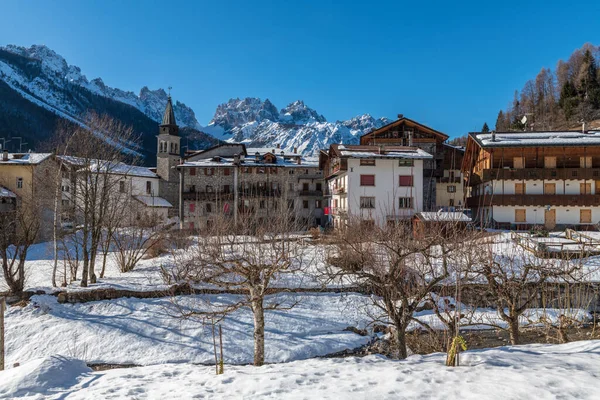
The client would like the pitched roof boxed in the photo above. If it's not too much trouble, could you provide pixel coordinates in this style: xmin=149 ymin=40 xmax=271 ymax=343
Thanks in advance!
xmin=0 ymin=186 xmax=16 ymax=198
xmin=471 ymin=131 xmax=600 ymax=148
xmin=0 ymin=153 xmax=52 ymax=165
xmin=361 ymin=117 xmax=449 ymax=141
xmin=415 ymin=212 xmax=471 ymax=222
xmin=161 ymin=96 xmax=177 ymax=126
xmin=331 ymin=144 xmax=432 ymax=159
xmin=134 ymin=195 xmax=173 ymax=208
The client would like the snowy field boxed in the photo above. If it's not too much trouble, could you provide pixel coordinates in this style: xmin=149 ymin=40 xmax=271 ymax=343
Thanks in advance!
xmin=1 ymin=340 xmax=599 ymax=399
xmin=3 ymin=293 xmax=591 ymax=367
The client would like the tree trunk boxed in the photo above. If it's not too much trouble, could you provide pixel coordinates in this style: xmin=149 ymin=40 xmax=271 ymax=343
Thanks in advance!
xmin=508 ymin=317 xmax=520 ymax=345
xmin=81 ymin=237 xmax=89 ymax=287
xmin=394 ymin=322 xmax=409 ymax=359
xmin=251 ymin=297 xmax=265 ymax=366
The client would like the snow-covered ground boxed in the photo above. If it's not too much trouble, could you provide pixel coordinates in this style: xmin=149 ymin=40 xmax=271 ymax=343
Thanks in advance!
xmin=1 ymin=340 xmax=599 ymax=399
xmin=4 ymin=293 xmax=371 ymax=366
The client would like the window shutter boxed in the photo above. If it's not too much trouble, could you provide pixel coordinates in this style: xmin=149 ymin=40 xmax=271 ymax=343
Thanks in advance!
xmin=399 ymin=175 xmax=413 ymax=186
xmin=360 ymin=174 xmax=375 ymax=186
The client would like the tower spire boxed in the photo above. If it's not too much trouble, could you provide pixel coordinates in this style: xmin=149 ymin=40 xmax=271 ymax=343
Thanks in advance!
xmin=161 ymin=94 xmax=177 ymax=126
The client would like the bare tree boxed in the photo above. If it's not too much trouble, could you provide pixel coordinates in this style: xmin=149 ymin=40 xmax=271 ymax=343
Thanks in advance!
xmin=165 ymin=210 xmax=311 ymax=366
xmin=325 ymin=219 xmax=469 ymax=359
xmin=475 ymin=237 xmax=581 ymax=345
xmin=53 ymin=112 xmax=141 ymax=287
xmin=112 ymin=207 xmax=163 ymax=273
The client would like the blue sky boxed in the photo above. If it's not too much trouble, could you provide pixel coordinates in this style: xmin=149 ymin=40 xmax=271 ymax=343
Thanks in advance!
xmin=1 ymin=0 xmax=599 ymax=138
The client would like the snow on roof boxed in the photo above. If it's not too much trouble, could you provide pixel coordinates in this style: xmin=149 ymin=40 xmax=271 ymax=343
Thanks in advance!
xmin=0 ymin=153 xmax=52 ymax=165
xmin=88 ymin=161 xmax=158 ymax=178
xmin=179 ymin=155 xmax=319 ymax=169
xmin=476 ymin=131 xmax=600 ymax=147
xmin=337 ymin=146 xmax=432 ymax=159
xmin=0 ymin=186 xmax=16 ymax=198
xmin=246 ymin=147 xmax=301 ymax=157
xmin=416 ymin=212 xmax=471 ymax=222
xmin=134 ymin=196 xmax=172 ymax=208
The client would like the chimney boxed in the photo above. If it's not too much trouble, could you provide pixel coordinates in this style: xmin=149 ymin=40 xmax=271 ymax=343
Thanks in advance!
xmin=2 ymin=150 xmax=8 ymax=162
xmin=293 ymin=147 xmax=297 ymax=154
xmin=397 ymin=114 xmax=404 ymax=119
xmin=296 ymin=157 xmax=301 ymax=165
xmin=276 ymin=144 xmax=281 ymax=149
xmin=408 ymin=132 xmax=413 ymax=147
xmin=233 ymin=153 xmax=240 ymax=165
xmin=255 ymin=152 xmax=260 ymax=162
xmin=491 ymin=131 xmax=496 ymax=142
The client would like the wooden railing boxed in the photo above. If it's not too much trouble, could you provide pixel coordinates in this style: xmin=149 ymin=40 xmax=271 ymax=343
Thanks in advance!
xmin=481 ymin=168 xmax=600 ymax=182
xmin=467 ymin=194 xmax=600 ymax=207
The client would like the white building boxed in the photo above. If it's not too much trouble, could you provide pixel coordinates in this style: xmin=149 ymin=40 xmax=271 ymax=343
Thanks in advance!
xmin=320 ymin=144 xmax=432 ymax=228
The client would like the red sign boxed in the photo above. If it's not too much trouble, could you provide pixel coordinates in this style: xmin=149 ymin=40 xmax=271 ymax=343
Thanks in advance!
xmin=324 ymin=207 xmax=330 ymax=215
xmin=223 ymin=203 xmax=230 ymax=213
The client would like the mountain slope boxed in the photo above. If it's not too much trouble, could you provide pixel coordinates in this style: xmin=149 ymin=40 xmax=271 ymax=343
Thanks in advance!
xmin=0 ymin=44 xmax=391 ymax=158
xmin=0 ymin=45 xmax=217 ymax=161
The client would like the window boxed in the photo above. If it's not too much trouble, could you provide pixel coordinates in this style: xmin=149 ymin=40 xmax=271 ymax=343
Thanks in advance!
xmin=360 ymin=197 xmax=376 ymax=209
xmin=316 ymin=182 xmax=322 ymax=191
xmin=205 ymin=168 xmax=215 ymax=176
xmin=515 ymin=183 xmax=525 ymax=195
xmin=61 ymin=185 xmax=69 ymax=193
xmin=399 ymin=159 xmax=414 ymax=167
xmin=257 ymin=167 xmax=266 ymax=174
xmin=288 ymin=199 xmax=295 ymax=209
xmin=515 ymin=209 xmax=526 ymax=223
xmin=189 ymin=203 xmax=195 ymax=213
xmin=288 ymin=183 xmax=295 ymax=191
xmin=581 ymin=156 xmax=593 ymax=168
xmin=447 ymin=185 xmax=456 ymax=193
xmin=544 ymin=157 xmax=556 ymax=168
xmin=189 ymin=222 xmax=195 ymax=230
xmin=270 ymin=167 xmax=278 ymax=174
xmin=315 ymin=200 xmax=322 ymax=208
xmin=190 ymin=167 xmax=196 ymax=176
xmin=259 ymin=200 xmax=266 ymax=209
xmin=333 ymin=199 xmax=338 ymax=208
xmin=449 ymin=199 xmax=455 ymax=207
xmin=399 ymin=175 xmax=413 ymax=187
xmin=288 ymin=169 xmax=295 ymax=175
xmin=360 ymin=159 xmax=376 ymax=166
xmin=223 ymin=185 xmax=230 ymax=194
xmin=580 ymin=209 xmax=592 ymax=223
xmin=61 ymin=199 xmax=70 ymax=207
xmin=272 ymin=182 xmax=279 ymax=190
xmin=303 ymin=200 xmax=309 ymax=209
xmin=146 ymin=181 xmax=152 ymax=195
xmin=16 ymin=177 xmax=23 ymax=189
xmin=206 ymin=185 xmax=213 ymax=192
xmin=303 ymin=183 xmax=309 ymax=191
xmin=224 ymin=168 xmax=231 ymax=176
xmin=580 ymin=183 xmax=592 ymax=194
xmin=243 ymin=167 xmax=253 ymax=174
xmin=360 ymin=174 xmax=375 ymax=186
xmin=513 ymin=157 xmax=524 ymax=169
xmin=544 ymin=183 xmax=556 ymax=195
xmin=119 ymin=180 xmax=125 ymax=193
xmin=398 ymin=197 xmax=413 ymax=209
xmin=206 ymin=203 xmax=213 ymax=213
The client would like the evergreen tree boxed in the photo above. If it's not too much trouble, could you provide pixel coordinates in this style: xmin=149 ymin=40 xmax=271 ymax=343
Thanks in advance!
xmin=495 ymin=110 xmax=506 ymax=131
xmin=577 ymin=49 xmax=600 ymax=108
xmin=559 ymin=80 xmax=579 ymax=120
xmin=481 ymin=122 xmax=490 ymax=132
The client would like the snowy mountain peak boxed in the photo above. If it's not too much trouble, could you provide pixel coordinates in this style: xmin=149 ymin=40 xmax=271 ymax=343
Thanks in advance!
xmin=279 ymin=100 xmax=326 ymax=124
xmin=0 ymin=44 xmax=201 ymax=129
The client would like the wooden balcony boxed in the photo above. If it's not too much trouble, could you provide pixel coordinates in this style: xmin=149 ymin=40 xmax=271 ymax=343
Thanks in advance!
xmin=480 ymin=168 xmax=600 ymax=182
xmin=467 ymin=194 xmax=600 ymax=208
xmin=182 ymin=191 xmax=234 ymax=201
xmin=436 ymin=177 xmax=462 ymax=183
xmin=298 ymin=190 xmax=323 ymax=197
xmin=297 ymin=173 xmax=323 ymax=180
xmin=333 ymin=186 xmax=346 ymax=195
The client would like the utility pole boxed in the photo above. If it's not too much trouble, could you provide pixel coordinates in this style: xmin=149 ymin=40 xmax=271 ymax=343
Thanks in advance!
xmin=233 ymin=155 xmax=239 ymax=226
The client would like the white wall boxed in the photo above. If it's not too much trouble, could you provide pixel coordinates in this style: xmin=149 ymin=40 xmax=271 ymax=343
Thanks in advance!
xmin=492 ymin=206 xmax=600 ymax=226
xmin=344 ymin=158 xmax=424 ymax=225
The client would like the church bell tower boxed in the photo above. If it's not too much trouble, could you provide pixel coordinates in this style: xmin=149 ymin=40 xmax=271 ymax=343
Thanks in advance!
xmin=157 ymin=95 xmax=181 ymax=207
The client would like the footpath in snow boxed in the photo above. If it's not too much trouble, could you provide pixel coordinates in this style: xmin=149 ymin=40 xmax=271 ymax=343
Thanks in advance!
xmin=1 ymin=340 xmax=599 ymax=399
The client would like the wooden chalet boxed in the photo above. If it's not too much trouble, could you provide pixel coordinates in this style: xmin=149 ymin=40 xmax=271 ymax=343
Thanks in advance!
xmin=462 ymin=130 xmax=600 ymax=230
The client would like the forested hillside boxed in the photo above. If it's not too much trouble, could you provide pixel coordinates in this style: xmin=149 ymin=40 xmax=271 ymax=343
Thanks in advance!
xmin=495 ymin=43 xmax=600 ymax=131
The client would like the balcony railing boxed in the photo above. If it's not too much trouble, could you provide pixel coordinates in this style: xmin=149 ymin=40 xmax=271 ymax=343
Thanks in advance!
xmin=298 ymin=190 xmax=323 ymax=197
xmin=480 ymin=168 xmax=600 ymax=182
xmin=297 ymin=173 xmax=324 ymax=180
xmin=182 ymin=191 xmax=234 ymax=200
xmin=333 ymin=186 xmax=346 ymax=194
xmin=467 ymin=194 xmax=600 ymax=208
xmin=436 ymin=177 xmax=462 ymax=183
